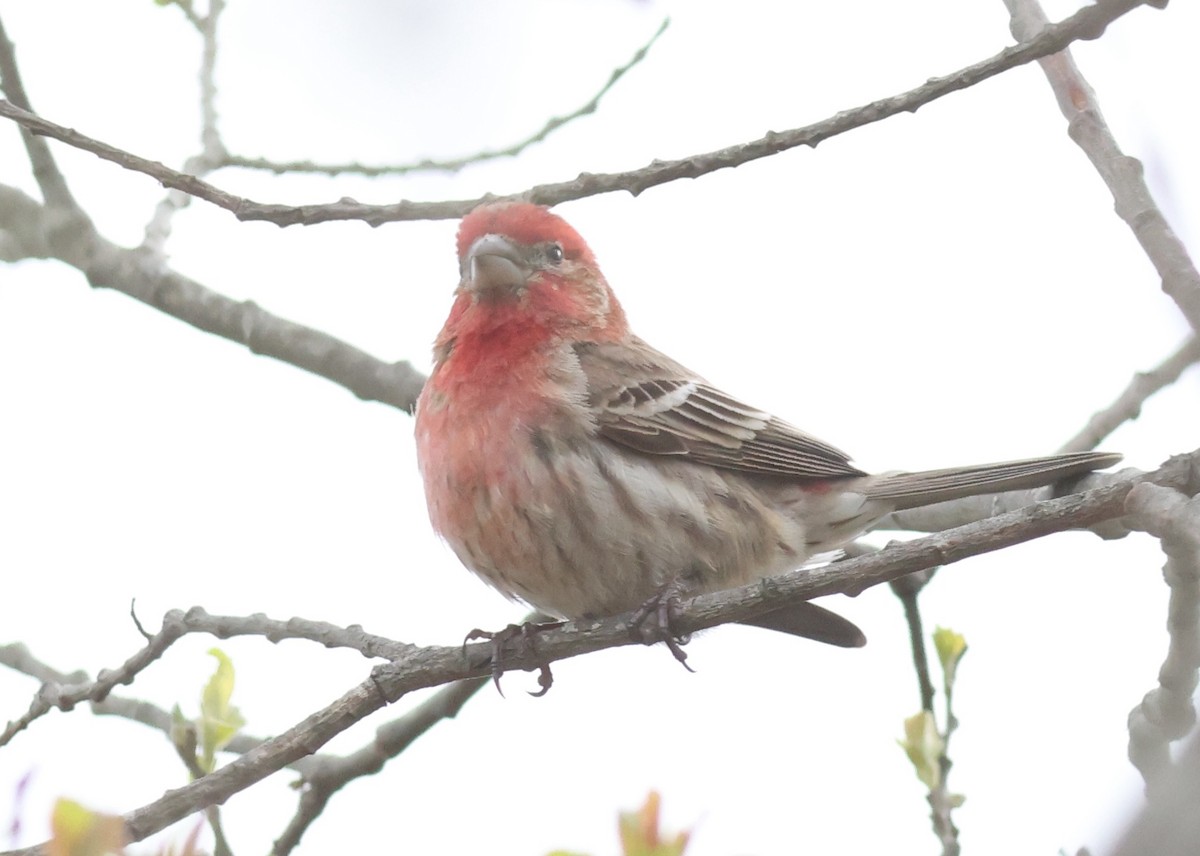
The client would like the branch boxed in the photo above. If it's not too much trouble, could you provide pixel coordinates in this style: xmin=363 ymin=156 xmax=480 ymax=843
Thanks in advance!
xmin=0 ymin=0 xmax=1162 ymax=227
xmin=3 ymin=178 xmax=417 ymax=408
xmin=269 ymin=677 xmax=488 ymax=856
xmin=151 ymin=609 xmax=417 ymax=659
xmin=1059 ymin=335 xmax=1200 ymax=454
xmin=0 ymin=610 xmax=413 ymax=749
xmin=141 ymin=0 xmax=229 ymax=256
xmin=1110 ymin=729 xmax=1200 ymax=856
xmin=1004 ymin=0 xmax=1200 ymax=333
xmin=0 ymin=643 xmax=87 ymax=686
xmin=892 ymin=571 xmax=937 ymax=713
xmin=0 ymin=638 xmax=480 ymax=802
xmin=891 ymin=576 xmax=962 ymax=856
xmin=196 ymin=0 xmax=224 ymax=161
xmin=63 ymin=204 xmax=426 ymax=410
xmin=1123 ymin=483 xmax=1200 ymax=789
xmin=0 ymin=14 xmax=77 ymax=212
xmin=0 ymin=617 xmax=190 ymax=748
xmin=224 ymin=19 xmax=670 ymax=178
xmin=0 ymin=637 xmax=487 ymax=855
xmin=4 ymin=451 xmax=1197 ymax=856
xmin=0 ymin=184 xmax=51 ymax=261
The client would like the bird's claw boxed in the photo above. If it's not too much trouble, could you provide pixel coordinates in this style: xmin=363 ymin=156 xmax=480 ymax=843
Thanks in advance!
xmin=630 ymin=581 xmax=695 ymax=672
xmin=463 ymin=620 xmax=563 ymax=697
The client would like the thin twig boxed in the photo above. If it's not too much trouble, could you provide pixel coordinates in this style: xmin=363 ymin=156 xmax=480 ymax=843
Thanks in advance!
xmin=161 ymin=607 xmax=418 ymax=659
xmin=0 ymin=609 xmax=413 ymax=748
xmin=226 ymin=18 xmax=670 ymax=178
xmin=269 ymin=677 xmax=489 ymax=856
xmin=0 ymin=618 xmax=189 ymax=748
xmin=170 ymin=731 xmax=236 ymax=856
xmin=891 ymin=575 xmax=960 ymax=856
xmin=1004 ymin=0 xmax=1200 ymax=333
xmin=0 ymin=0 xmax=1162 ymax=227
xmin=142 ymin=0 xmax=228 ymax=255
xmin=0 ymin=625 xmax=480 ymax=824
xmin=1059 ymin=336 xmax=1200 ymax=454
xmin=931 ymin=637 xmax=963 ymax=856
xmin=197 ymin=0 xmax=224 ymax=162
xmin=0 ymin=14 xmax=78 ymax=212
xmin=891 ymin=573 xmax=937 ymax=713
xmin=0 ymin=639 xmax=487 ymax=856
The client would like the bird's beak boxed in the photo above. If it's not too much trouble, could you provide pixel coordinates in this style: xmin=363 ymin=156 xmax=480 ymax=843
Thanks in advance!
xmin=463 ymin=233 xmax=529 ymax=298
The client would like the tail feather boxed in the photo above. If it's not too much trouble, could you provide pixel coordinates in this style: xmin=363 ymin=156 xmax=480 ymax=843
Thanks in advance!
xmin=740 ymin=601 xmax=866 ymax=647
xmin=866 ymin=450 xmax=1121 ymax=511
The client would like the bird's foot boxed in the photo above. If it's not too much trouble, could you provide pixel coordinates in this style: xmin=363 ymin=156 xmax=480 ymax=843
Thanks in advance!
xmin=629 ymin=580 xmax=695 ymax=672
xmin=463 ymin=620 xmax=563 ymax=697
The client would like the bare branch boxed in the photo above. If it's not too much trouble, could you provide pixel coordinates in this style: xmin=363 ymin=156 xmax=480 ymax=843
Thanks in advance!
xmin=142 ymin=0 xmax=229 ymax=256
xmin=0 ymin=617 xmax=189 ymax=748
xmin=225 ymin=18 xmax=670 ymax=178
xmin=1059 ymin=336 xmax=1200 ymax=454
xmin=1 ymin=636 xmax=494 ymax=856
xmin=269 ymin=677 xmax=488 ymax=856
xmin=1124 ymin=483 xmax=1200 ymax=789
xmin=198 ymin=0 xmax=224 ymax=160
xmin=6 ymin=180 xmax=422 ymax=409
xmin=153 ymin=608 xmax=417 ymax=659
xmin=0 ymin=14 xmax=79 ymax=213
xmin=1110 ymin=730 xmax=1200 ymax=856
xmin=3 ymin=451 xmax=1197 ymax=856
xmin=94 ymin=212 xmax=425 ymax=409
xmin=1005 ymin=0 xmax=1200 ymax=333
xmin=0 ymin=608 xmax=418 ymax=749
xmin=0 ymin=185 xmax=51 ymax=261
xmin=0 ymin=0 xmax=1163 ymax=228
xmin=1 ymin=637 xmax=488 ymax=854
xmin=0 ymin=643 xmax=87 ymax=686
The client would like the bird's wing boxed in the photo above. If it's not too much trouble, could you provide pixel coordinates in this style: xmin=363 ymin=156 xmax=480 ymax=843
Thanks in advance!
xmin=576 ymin=338 xmax=867 ymax=480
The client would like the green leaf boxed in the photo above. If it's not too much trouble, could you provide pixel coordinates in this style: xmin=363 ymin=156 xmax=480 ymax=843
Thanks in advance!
xmin=198 ymin=648 xmax=245 ymax=773
xmin=898 ymin=711 xmax=944 ymax=790
xmin=932 ymin=626 xmax=968 ymax=694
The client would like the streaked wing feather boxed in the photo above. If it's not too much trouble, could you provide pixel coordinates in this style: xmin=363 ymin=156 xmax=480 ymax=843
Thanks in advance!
xmin=577 ymin=339 xmax=867 ymax=481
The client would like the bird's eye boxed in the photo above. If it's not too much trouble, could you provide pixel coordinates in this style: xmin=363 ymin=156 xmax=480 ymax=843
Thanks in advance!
xmin=545 ymin=243 xmax=565 ymax=265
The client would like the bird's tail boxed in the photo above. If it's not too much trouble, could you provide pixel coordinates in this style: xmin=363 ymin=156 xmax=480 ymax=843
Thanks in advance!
xmin=740 ymin=601 xmax=867 ymax=647
xmin=865 ymin=450 xmax=1121 ymax=511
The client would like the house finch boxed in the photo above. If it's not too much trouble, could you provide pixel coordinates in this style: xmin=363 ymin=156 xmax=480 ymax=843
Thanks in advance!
xmin=415 ymin=201 xmax=1119 ymax=657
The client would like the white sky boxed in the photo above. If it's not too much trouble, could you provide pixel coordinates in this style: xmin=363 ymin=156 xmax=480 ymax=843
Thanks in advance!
xmin=1 ymin=1 xmax=1198 ymax=855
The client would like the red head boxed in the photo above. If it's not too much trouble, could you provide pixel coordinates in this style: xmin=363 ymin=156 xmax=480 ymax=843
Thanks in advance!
xmin=456 ymin=202 xmax=598 ymax=269
xmin=439 ymin=202 xmax=628 ymax=350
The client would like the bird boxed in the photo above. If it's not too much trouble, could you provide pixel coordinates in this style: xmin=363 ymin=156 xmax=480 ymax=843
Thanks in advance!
xmin=414 ymin=201 xmax=1119 ymax=662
